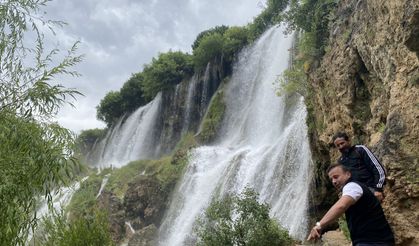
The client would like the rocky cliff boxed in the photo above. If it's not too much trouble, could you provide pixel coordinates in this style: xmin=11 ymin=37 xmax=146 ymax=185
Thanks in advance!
xmin=308 ymin=0 xmax=419 ymax=245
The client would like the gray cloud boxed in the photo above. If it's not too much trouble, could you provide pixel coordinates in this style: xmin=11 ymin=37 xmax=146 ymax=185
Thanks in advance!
xmin=44 ymin=0 xmax=264 ymax=133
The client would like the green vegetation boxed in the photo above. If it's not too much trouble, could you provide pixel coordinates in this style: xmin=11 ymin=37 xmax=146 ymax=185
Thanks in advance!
xmin=96 ymin=51 xmax=193 ymax=126
xmin=141 ymin=51 xmax=194 ymax=100
xmin=338 ymin=217 xmax=351 ymax=241
xmin=66 ymin=173 xmax=104 ymax=219
xmin=35 ymin=209 xmax=114 ymax=246
xmin=246 ymin=0 xmax=288 ymax=40
xmin=94 ymin=0 xmax=292 ymax=127
xmin=96 ymin=91 xmax=124 ymax=126
xmin=284 ymin=0 xmax=337 ymax=61
xmin=193 ymin=26 xmax=251 ymax=71
xmin=192 ymin=25 xmax=229 ymax=51
xmin=0 ymin=0 xmax=82 ymax=244
xmin=276 ymin=55 xmax=307 ymax=97
xmin=195 ymin=188 xmax=293 ymax=246
xmin=76 ymin=128 xmax=106 ymax=156
xmin=108 ymin=133 xmax=197 ymax=198
xmin=193 ymin=32 xmax=226 ymax=69
xmin=197 ymin=88 xmax=226 ymax=143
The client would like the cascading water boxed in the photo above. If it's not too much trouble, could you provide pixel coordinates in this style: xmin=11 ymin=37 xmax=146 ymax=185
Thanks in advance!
xmin=87 ymin=93 xmax=163 ymax=168
xmin=158 ymin=25 xmax=312 ymax=245
xmin=87 ymin=61 xmax=222 ymax=169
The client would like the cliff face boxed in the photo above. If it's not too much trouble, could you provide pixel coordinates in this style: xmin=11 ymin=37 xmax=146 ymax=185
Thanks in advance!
xmin=308 ymin=0 xmax=419 ymax=244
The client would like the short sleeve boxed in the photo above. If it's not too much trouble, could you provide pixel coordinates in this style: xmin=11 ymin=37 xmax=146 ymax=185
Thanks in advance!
xmin=342 ymin=182 xmax=363 ymax=202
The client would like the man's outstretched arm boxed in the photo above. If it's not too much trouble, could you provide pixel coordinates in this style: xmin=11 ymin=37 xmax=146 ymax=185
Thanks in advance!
xmin=307 ymin=195 xmax=356 ymax=241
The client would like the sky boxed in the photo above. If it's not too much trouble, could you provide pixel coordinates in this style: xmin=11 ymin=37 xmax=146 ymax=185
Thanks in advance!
xmin=42 ymin=0 xmax=265 ymax=133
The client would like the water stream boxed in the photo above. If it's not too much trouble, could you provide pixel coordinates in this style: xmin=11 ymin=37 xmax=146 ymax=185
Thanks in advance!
xmin=158 ymin=26 xmax=312 ymax=245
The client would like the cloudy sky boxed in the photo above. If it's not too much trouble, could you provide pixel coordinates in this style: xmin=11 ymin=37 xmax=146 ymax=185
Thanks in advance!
xmin=42 ymin=0 xmax=265 ymax=133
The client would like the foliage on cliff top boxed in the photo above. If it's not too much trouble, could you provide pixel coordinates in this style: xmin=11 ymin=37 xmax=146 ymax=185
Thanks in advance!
xmin=75 ymin=128 xmax=106 ymax=157
xmin=283 ymin=0 xmax=338 ymax=60
xmin=141 ymin=51 xmax=194 ymax=100
xmin=195 ymin=188 xmax=293 ymax=246
xmin=0 ymin=0 xmax=82 ymax=244
xmin=96 ymin=51 xmax=193 ymax=126
xmin=193 ymin=26 xmax=250 ymax=71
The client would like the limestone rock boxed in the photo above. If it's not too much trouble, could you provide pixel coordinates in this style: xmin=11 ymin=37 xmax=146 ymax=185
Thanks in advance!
xmin=307 ymin=0 xmax=419 ymax=244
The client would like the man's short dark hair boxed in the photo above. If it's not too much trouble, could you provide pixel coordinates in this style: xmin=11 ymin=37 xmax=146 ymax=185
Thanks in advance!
xmin=327 ymin=163 xmax=351 ymax=174
xmin=332 ymin=131 xmax=350 ymax=142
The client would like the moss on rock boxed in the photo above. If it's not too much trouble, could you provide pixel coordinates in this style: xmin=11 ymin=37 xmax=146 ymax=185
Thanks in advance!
xmin=196 ymin=87 xmax=226 ymax=143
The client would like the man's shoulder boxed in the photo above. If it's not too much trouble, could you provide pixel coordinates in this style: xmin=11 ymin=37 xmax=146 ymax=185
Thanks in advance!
xmin=353 ymin=145 xmax=370 ymax=155
xmin=343 ymin=182 xmax=363 ymax=201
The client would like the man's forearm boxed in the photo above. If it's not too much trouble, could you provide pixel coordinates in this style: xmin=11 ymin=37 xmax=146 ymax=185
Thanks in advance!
xmin=318 ymin=196 xmax=355 ymax=228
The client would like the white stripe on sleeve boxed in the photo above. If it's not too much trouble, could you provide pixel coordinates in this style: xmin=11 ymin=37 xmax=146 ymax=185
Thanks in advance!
xmin=356 ymin=145 xmax=386 ymax=188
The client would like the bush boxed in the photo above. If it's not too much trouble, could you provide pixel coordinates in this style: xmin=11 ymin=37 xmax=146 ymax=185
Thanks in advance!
xmin=276 ymin=60 xmax=307 ymax=97
xmin=197 ymin=89 xmax=226 ymax=143
xmin=35 ymin=210 xmax=114 ymax=246
xmin=66 ymin=174 xmax=103 ymax=219
xmin=195 ymin=188 xmax=293 ymax=246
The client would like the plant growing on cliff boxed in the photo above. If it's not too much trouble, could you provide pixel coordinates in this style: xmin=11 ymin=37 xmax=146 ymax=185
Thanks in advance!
xmin=195 ymin=188 xmax=293 ymax=246
xmin=35 ymin=209 xmax=114 ymax=246
xmin=197 ymin=89 xmax=226 ymax=143
xmin=0 ymin=0 xmax=82 ymax=244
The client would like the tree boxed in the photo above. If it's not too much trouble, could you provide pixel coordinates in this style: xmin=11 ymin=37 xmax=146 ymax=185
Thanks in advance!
xmin=191 ymin=25 xmax=229 ymax=51
xmin=193 ymin=33 xmax=225 ymax=70
xmin=222 ymin=26 xmax=250 ymax=64
xmin=96 ymin=91 xmax=124 ymax=126
xmin=0 ymin=0 xmax=82 ymax=244
xmin=141 ymin=51 xmax=194 ymax=99
xmin=195 ymin=188 xmax=293 ymax=246
xmin=120 ymin=73 xmax=146 ymax=113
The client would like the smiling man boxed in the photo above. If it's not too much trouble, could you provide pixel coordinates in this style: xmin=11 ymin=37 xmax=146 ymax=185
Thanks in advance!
xmin=307 ymin=164 xmax=395 ymax=246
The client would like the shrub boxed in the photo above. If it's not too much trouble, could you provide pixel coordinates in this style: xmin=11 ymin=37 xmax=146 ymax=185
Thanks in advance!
xmin=35 ymin=209 xmax=114 ymax=246
xmin=197 ymin=89 xmax=226 ymax=143
xmin=195 ymin=188 xmax=293 ymax=246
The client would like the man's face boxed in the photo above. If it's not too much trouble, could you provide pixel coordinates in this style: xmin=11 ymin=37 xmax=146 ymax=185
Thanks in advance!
xmin=328 ymin=166 xmax=351 ymax=191
xmin=334 ymin=137 xmax=351 ymax=153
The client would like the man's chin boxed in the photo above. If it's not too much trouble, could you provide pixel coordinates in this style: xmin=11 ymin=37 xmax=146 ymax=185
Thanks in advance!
xmin=340 ymin=148 xmax=350 ymax=154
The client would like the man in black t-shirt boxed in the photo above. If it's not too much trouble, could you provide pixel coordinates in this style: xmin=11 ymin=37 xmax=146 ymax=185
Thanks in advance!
xmin=307 ymin=164 xmax=395 ymax=246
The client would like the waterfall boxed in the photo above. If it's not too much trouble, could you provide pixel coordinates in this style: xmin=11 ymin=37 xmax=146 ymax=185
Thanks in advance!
xmin=182 ymin=75 xmax=199 ymax=134
xmin=158 ymin=25 xmax=312 ymax=245
xmin=87 ymin=93 xmax=162 ymax=168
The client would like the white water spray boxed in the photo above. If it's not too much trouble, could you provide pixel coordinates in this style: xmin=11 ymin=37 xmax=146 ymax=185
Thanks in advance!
xmin=88 ymin=93 xmax=162 ymax=168
xmin=159 ymin=26 xmax=312 ymax=245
